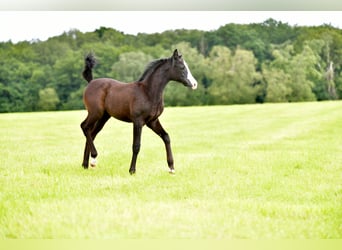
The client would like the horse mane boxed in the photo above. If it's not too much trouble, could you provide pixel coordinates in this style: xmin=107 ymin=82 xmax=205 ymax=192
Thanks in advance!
xmin=137 ymin=58 xmax=169 ymax=82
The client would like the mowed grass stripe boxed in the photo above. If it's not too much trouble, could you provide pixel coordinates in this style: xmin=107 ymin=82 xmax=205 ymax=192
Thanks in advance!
xmin=0 ymin=101 xmax=341 ymax=238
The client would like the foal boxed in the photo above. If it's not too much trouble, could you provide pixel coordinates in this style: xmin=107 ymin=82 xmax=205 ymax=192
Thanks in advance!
xmin=80 ymin=49 xmax=197 ymax=174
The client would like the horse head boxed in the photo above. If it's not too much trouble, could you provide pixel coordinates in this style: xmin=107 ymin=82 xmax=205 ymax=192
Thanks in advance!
xmin=170 ymin=49 xmax=198 ymax=90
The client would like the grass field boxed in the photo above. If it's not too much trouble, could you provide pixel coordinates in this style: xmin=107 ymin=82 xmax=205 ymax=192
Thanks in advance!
xmin=0 ymin=102 xmax=341 ymax=238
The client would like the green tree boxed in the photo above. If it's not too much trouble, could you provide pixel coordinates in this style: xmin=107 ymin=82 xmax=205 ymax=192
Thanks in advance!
xmin=207 ymin=46 xmax=262 ymax=104
xmin=62 ymin=87 xmax=84 ymax=110
xmin=52 ymin=50 xmax=84 ymax=108
xmin=111 ymin=51 xmax=153 ymax=82
xmin=38 ymin=88 xmax=60 ymax=111
xmin=263 ymin=68 xmax=292 ymax=102
xmin=264 ymin=43 xmax=317 ymax=102
xmin=2 ymin=20 xmax=342 ymax=112
xmin=288 ymin=45 xmax=317 ymax=101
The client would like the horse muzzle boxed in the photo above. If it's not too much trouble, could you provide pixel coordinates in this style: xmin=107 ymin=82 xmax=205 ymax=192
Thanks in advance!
xmin=191 ymin=81 xmax=198 ymax=90
xmin=183 ymin=79 xmax=197 ymax=90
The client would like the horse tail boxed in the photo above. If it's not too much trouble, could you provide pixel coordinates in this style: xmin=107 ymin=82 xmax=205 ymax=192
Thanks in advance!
xmin=82 ymin=53 xmax=97 ymax=83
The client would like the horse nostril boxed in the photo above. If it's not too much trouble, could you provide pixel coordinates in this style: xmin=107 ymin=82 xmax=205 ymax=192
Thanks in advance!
xmin=192 ymin=82 xmax=198 ymax=90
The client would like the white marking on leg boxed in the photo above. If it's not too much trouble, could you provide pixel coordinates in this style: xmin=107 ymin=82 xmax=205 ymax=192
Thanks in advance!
xmin=90 ymin=157 xmax=97 ymax=167
xmin=169 ymin=169 xmax=175 ymax=174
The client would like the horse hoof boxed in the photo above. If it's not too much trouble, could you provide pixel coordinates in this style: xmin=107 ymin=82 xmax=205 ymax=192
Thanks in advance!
xmin=90 ymin=157 xmax=97 ymax=167
xmin=169 ymin=169 xmax=175 ymax=174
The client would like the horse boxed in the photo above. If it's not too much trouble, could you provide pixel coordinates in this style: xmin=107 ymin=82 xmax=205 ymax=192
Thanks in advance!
xmin=80 ymin=49 xmax=197 ymax=174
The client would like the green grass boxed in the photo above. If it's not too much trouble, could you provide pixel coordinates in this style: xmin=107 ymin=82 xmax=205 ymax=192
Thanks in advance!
xmin=0 ymin=102 xmax=341 ymax=238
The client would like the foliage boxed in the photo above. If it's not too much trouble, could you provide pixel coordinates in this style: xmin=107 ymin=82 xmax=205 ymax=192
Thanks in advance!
xmin=207 ymin=46 xmax=263 ymax=104
xmin=38 ymin=87 xmax=60 ymax=111
xmin=112 ymin=51 xmax=153 ymax=82
xmin=1 ymin=20 xmax=342 ymax=112
xmin=264 ymin=44 xmax=318 ymax=102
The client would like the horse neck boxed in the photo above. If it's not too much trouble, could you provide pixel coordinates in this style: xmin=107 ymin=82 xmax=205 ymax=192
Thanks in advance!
xmin=143 ymin=62 xmax=171 ymax=104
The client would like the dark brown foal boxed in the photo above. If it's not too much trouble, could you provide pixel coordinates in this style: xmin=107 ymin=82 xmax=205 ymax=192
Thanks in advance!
xmin=80 ymin=49 xmax=197 ymax=174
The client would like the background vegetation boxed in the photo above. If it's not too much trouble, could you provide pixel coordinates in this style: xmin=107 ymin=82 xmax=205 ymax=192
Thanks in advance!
xmin=1 ymin=18 xmax=342 ymax=112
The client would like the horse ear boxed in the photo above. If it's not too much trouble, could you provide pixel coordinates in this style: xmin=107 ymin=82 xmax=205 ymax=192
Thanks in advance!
xmin=172 ymin=49 xmax=182 ymax=67
xmin=173 ymin=49 xmax=179 ymax=58
xmin=172 ymin=49 xmax=182 ymax=60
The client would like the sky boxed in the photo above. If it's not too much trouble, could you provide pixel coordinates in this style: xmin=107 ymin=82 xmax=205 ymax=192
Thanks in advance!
xmin=1 ymin=11 xmax=342 ymax=43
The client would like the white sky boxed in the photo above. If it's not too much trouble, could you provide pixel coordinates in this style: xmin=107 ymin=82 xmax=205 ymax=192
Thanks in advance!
xmin=1 ymin=11 xmax=342 ymax=43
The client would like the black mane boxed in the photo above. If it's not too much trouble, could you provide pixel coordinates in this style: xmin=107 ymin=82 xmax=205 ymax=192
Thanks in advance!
xmin=137 ymin=58 xmax=169 ymax=82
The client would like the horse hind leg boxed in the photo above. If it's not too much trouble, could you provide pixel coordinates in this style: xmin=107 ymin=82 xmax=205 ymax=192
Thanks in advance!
xmin=90 ymin=112 xmax=110 ymax=167
xmin=82 ymin=141 xmax=90 ymax=168
xmin=81 ymin=117 xmax=96 ymax=168
xmin=82 ymin=141 xmax=97 ymax=168
xmin=81 ymin=113 xmax=109 ymax=168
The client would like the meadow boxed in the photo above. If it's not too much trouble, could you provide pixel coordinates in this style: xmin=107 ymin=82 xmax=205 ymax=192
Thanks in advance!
xmin=0 ymin=102 xmax=341 ymax=238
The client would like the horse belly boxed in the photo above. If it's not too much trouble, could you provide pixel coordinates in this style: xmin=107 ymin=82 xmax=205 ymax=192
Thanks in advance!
xmin=105 ymin=88 xmax=133 ymax=122
xmin=106 ymin=99 xmax=132 ymax=122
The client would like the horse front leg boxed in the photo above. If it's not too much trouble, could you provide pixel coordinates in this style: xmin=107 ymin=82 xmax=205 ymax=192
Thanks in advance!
xmin=147 ymin=119 xmax=175 ymax=174
xmin=129 ymin=123 xmax=143 ymax=175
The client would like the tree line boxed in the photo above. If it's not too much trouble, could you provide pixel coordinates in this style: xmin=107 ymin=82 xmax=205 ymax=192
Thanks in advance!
xmin=0 ymin=18 xmax=341 ymax=112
